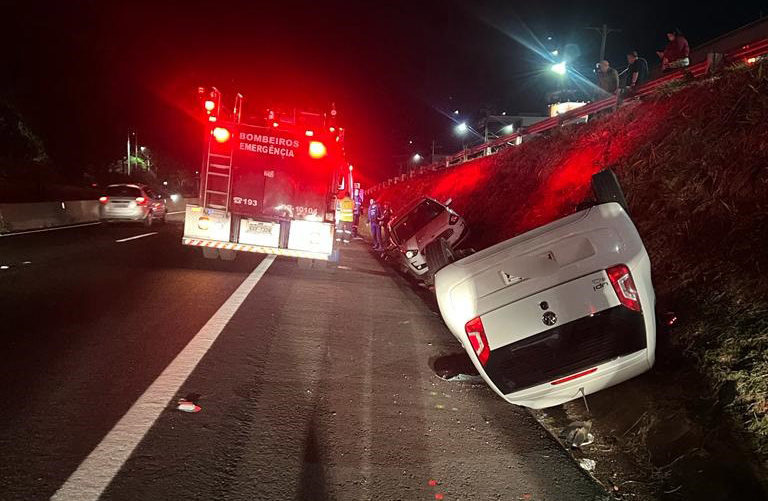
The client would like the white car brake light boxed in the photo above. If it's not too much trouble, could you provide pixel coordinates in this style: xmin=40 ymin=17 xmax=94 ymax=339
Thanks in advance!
xmin=606 ymin=264 xmax=641 ymax=312
xmin=465 ymin=317 xmax=490 ymax=366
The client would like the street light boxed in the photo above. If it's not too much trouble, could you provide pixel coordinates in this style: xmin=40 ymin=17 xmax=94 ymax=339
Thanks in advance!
xmin=551 ymin=61 xmax=567 ymax=75
xmin=455 ymin=122 xmax=468 ymax=134
xmin=453 ymin=109 xmax=460 ymax=115
xmin=412 ymin=153 xmax=422 ymax=162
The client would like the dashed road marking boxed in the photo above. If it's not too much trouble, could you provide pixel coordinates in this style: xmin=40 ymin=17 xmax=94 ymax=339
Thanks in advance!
xmin=51 ymin=255 xmax=276 ymax=501
xmin=115 ymin=232 xmax=158 ymax=243
xmin=166 ymin=210 xmax=185 ymax=215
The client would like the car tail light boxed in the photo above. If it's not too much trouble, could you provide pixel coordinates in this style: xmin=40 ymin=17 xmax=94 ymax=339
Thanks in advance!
xmin=606 ymin=264 xmax=641 ymax=312
xmin=99 ymin=196 xmax=108 ymax=204
xmin=135 ymin=196 xmax=147 ymax=206
xmin=449 ymin=213 xmax=459 ymax=225
xmin=465 ymin=317 xmax=490 ymax=366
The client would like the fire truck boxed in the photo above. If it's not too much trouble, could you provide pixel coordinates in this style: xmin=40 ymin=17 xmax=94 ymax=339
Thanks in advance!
xmin=183 ymin=88 xmax=354 ymax=264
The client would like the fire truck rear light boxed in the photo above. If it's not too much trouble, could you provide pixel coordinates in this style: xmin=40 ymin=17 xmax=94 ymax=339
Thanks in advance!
xmin=272 ymin=122 xmax=279 ymax=128
xmin=329 ymin=127 xmax=336 ymax=132
xmin=212 ymin=127 xmax=231 ymax=143
xmin=99 ymin=196 xmax=108 ymax=204
xmin=204 ymin=100 xmax=215 ymax=112
xmin=135 ymin=196 xmax=147 ymax=206
xmin=308 ymin=141 xmax=327 ymax=159
xmin=606 ymin=264 xmax=642 ymax=312
xmin=305 ymin=130 xmax=314 ymax=136
xmin=208 ymin=116 xmax=217 ymax=122
xmin=197 ymin=216 xmax=210 ymax=230
xmin=465 ymin=317 xmax=490 ymax=366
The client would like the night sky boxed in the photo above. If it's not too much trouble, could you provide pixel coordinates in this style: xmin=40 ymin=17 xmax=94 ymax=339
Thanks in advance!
xmin=3 ymin=1 xmax=766 ymax=181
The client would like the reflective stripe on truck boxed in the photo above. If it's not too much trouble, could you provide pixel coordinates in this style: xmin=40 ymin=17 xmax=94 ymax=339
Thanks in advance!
xmin=182 ymin=237 xmax=330 ymax=260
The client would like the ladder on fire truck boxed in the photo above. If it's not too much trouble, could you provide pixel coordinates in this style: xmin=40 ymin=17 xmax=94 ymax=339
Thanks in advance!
xmin=200 ymin=91 xmax=243 ymax=210
xmin=202 ymin=147 xmax=233 ymax=210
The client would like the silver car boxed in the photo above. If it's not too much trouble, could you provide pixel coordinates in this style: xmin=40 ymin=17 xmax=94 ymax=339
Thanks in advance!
xmin=99 ymin=184 xmax=167 ymax=226
xmin=388 ymin=197 xmax=467 ymax=279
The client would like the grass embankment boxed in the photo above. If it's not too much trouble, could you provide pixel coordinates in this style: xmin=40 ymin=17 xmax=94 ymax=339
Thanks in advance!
xmin=375 ymin=63 xmax=768 ymax=463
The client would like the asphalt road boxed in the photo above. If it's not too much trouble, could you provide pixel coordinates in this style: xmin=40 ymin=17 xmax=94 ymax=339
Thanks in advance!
xmin=0 ymin=217 xmax=606 ymax=500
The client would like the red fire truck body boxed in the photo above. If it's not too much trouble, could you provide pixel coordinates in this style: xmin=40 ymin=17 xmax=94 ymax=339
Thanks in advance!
xmin=183 ymin=90 xmax=348 ymax=262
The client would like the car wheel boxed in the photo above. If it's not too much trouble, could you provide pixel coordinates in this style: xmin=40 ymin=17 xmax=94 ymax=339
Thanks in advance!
xmin=425 ymin=237 xmax=456 ymax=276
xmin=592 ymin=169 xmax=629 ymax=214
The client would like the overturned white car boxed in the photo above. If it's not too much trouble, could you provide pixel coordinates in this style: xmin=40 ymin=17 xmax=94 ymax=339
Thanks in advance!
xmin=431 ymin=170 xmax=656 ymax=409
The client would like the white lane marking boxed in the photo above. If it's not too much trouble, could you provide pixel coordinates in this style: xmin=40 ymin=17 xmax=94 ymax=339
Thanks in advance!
xmin=0 ymin=221 xmax=100 ymax=237
xmin=51 ymin=254 xmax=276 ymax=501
xmin=115 ymin=232 xmax=158 ymax=243
xmin=166 ymin=210 xmax=185 ymax=215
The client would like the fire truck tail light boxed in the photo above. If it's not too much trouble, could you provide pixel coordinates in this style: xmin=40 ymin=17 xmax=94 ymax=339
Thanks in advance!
xmin=204 ymin=100 xmax=215 ymax=112
xmin=212 ymin=127 xmax=231 ymax=143
xmin=308 ymin=141 xmax=327 ymax=159
xmin=305 ymin=130 xmax=314 ymax=136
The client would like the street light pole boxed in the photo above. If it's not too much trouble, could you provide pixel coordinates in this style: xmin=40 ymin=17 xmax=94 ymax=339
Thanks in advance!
xmin=126 ymin=132 xmax=132 ymax=176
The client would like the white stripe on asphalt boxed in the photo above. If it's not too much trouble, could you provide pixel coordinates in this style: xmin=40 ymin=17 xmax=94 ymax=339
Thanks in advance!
xmin=51 ymin=254 xmax=276 ymax=501
xmin=0 ymin=221 xmax=100 ymax=237
xmin=115 ymin=232 xmax=158 ymax=243
xmin=166 ymin=210 xmax=185 ymax=215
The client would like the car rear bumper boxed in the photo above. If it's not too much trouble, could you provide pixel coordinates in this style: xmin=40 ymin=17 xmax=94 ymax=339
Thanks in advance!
xmin=499 ymin=349 xmax=652 ymax=409
xmin=100 ymin=207 xmax=149 ymax=221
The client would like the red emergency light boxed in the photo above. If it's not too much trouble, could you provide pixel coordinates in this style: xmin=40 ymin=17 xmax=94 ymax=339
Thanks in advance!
xmin=212 ymin=127 xmax=231 ymax=143
xmin=204 ymin=100 xmax=216 ymax=112
xmin=308 ymin=141 xmax=327 ymax=159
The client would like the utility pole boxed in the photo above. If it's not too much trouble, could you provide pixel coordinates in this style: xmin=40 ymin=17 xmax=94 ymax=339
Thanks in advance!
xmin=586 ymin=24 xmax=621 ymax=62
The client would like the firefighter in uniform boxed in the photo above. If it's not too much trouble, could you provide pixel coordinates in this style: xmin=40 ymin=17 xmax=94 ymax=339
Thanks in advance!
xmin=336 ymin=192 xmax=355 ymax=244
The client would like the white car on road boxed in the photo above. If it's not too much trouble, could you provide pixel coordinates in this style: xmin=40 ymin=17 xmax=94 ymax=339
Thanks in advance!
xmin=432 ymin=171 xmax=656 ymax=408
xmin=388 ymin=197 xmax=468 ymax=279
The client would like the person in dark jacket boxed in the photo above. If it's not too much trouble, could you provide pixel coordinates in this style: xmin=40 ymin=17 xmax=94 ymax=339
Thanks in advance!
xmin=657 ymin=28 xmax=690 ymax=71
xmin=368 ymin=199 xmax=382 ymax=250
xmin=377 ymin=202 xmax=393 ymax=250
xmin=597 ymin=60 xmax=619 ymax=96
xmin=626 ymin=51 xmax=649 ymax=88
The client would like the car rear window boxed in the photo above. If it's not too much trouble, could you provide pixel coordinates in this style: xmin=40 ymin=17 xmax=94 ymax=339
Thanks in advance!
xmin=392 ymin=199 xmax=443 ymax=243
xmin=106 ymin=186 xmax=142 ymax=197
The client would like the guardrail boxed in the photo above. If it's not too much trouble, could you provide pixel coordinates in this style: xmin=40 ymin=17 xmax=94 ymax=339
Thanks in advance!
xmin=368 ymin=36 xmax=768 ymax=194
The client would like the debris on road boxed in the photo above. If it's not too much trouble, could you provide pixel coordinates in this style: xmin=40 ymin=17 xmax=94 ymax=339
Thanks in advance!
xmin=564 ymin=420 xmax=594 ymax=448
xmin=177 ymin=399 xmax=201 ymax=413
xmin=444 ymin=373 xmax=484 ymax=384
xmin=578 ymin=458 xmax=597 ymax=472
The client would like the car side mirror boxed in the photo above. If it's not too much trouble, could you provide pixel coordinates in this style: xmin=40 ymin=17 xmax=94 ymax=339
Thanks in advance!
xmin=444 ymin=198 xmax=452 ymax=206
